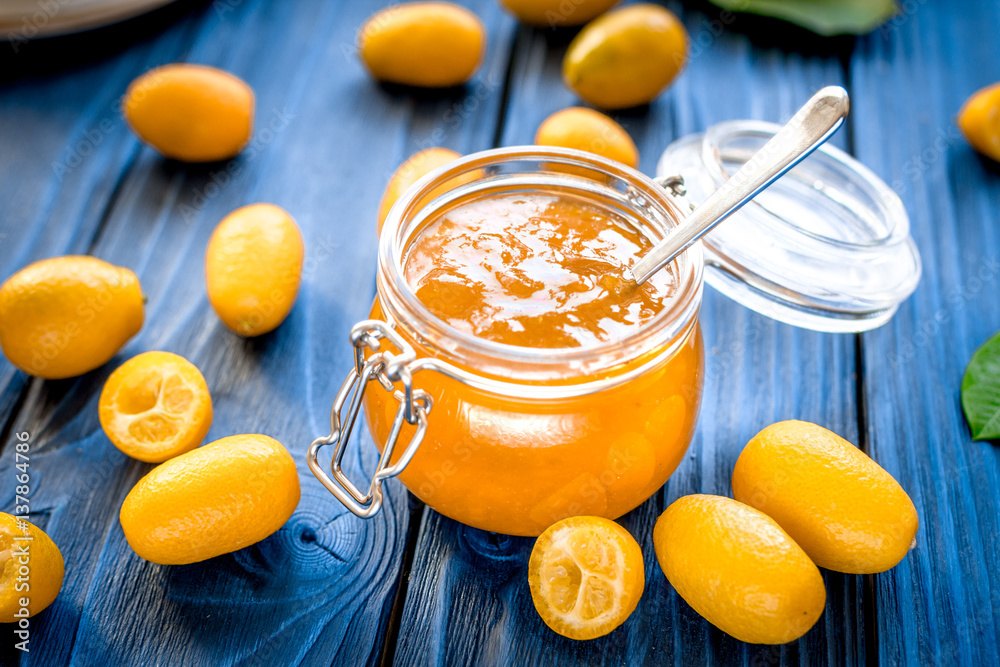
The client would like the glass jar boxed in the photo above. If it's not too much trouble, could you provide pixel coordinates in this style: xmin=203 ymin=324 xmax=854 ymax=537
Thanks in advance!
xmin=308 ymin=128 xmax=921 ymax=536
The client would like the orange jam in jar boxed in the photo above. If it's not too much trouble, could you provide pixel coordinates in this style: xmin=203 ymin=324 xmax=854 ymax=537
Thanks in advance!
xmin=404 ymin=193 xmax=678 ymax=349
xmin=361 ymin=147 xmax=705 ymax=536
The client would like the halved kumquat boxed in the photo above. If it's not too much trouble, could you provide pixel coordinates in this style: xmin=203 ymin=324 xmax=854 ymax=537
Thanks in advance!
xmin=528 ymin=516 xmax=644 ymax=640
xmin=99 ymin=351 xmax=213 ymax=463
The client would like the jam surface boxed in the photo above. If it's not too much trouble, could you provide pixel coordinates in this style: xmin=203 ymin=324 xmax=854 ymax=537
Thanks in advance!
xmin=403 ymin=193 xmax=678 ymax=348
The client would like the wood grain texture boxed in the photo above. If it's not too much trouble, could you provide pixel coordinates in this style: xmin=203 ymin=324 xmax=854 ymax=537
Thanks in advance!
xmin=849 ymin=0 xmax=1000 ymax=664
xmin=392 ymin=3 xmax=865 ymax=665
xmin=0 ymin=1 xmax=513 ymax=665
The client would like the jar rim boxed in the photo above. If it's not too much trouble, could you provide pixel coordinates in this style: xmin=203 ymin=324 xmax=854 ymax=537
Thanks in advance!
xmin=376 ymin=145 xmax=704 ymax=384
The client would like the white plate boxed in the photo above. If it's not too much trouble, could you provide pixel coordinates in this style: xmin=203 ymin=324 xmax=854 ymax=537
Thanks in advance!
xmin=0 ymin=0 xmax=176 ymax=39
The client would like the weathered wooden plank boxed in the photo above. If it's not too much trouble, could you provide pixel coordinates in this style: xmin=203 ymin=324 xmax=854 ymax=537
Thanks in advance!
xmin=0 ymin=1 xmax=513 ymax=665
xmin=393 ymin=3 xmax=864 ymax=665
xmin=850 ymin=0 xmax=1000 ymax=664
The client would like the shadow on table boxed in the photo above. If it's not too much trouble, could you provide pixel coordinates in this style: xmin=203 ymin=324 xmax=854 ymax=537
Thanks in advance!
xmin=0 ymin=0 xmax=212 ymax=82
xmin=679 ymin=0 xmax=857 ymax=59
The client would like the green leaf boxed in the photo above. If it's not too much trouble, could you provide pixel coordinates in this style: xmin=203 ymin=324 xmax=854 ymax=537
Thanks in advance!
xmin=707 ymin=0 xmax=897 ymax=36
xmin=962 ymin=330 xmax=1000 ymax=441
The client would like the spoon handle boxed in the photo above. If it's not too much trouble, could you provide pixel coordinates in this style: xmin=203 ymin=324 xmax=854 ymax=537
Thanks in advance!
xmin=629 ymin=85 xmax=850 ymax=285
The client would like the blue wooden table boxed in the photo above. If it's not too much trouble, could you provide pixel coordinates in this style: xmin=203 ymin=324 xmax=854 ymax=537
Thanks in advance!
xmin=1 ymin=0 xmax=998 ymax=664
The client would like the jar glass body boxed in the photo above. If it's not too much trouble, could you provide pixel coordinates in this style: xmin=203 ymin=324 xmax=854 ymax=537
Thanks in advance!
xmin=367 ymin=147 xmax=705 ymax=536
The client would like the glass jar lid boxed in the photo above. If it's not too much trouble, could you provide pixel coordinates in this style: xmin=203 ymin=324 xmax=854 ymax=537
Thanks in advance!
xmin=657 ymin=120 xmax=921 ymax=333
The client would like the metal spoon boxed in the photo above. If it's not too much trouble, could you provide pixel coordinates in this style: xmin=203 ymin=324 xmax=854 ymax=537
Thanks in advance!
xmin=627 ymin=85 xmax=850 ymax=285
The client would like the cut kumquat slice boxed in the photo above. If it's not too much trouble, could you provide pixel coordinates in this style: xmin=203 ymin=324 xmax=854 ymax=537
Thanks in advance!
xmin=528 ymin=516 xmax=644 ymax=640
xmin=99 ymin=351 xmax=212 ymax=463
